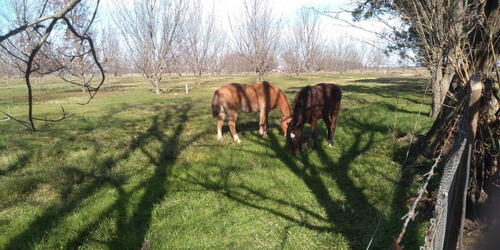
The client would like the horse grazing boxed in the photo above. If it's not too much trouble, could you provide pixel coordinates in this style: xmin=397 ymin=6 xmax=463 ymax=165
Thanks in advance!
xmin=287 ymin=83 xmax=342 ymax=155
xmin=212 ymin=81 xmax=292 ymax=143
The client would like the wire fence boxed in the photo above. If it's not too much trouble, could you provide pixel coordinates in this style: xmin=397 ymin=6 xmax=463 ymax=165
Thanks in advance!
xmin=365 ymin=84 xmax=430 ymax=250
xmin=424 ymin=116 xmax=469 ymax=249
xmin=368 ymin=76 xmax=482 ymax=249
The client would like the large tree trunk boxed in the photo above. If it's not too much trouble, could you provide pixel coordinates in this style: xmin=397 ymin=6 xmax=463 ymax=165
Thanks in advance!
xmin=423 ymin=0 xmax=500 ymax=153
xmin=421 ymin=74 xmax=466 ymax=156
xmin=429 ymin=47 xmax=457 ymax=118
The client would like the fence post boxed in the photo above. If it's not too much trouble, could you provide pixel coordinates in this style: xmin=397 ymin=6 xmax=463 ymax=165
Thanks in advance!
xmin=444 ymin=75 xmax=482 ymax=249
xmin=468 ymin=75 xmax=482 ymax=139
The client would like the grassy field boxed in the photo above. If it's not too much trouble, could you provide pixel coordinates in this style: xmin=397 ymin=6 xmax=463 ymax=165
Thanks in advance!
xmin=0 ymin=71 xmax=435 ymax=249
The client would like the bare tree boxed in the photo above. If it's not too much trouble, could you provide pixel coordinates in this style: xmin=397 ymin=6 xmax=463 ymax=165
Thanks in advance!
xmin=355 ymin=44 xmax=368 ymax=74
xmin=292 ymin=6 xmax=323 ymax=80
xmin=0 ymin=49 xmax=17 ymax=84
xmin=354 ymin=1 xmax=500 ymax=246
xmin=231 ymin=0 xmax=282 ymax=81
xmin=99 ymin=26 xmax=123 ymax=84
xmin=315 ymin=44 xmax=335 ymax=74
xmin=53 ymin=1 xmax=98 ymax=93
xmin=221 ymin=52 xmax=253 ymax=75
xmin=0 ymin=0 xmax=104 ymax=131
xmin=366 ymin=46 xmax=385 ymax=72
xmin=281 ymin=43 xmax=302 ymax=76
xmin=113 ymin=0 xmax=187 ymax=95
xmin=332 ymin=36 xmax=356 ymax=75
xmin=211 ymin=46 xmax=228 ymax=82
xmin=185 ymin=1 xmax=224 ymax=86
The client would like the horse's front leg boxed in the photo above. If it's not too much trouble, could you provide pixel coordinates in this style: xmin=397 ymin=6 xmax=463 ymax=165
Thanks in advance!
xmin=258 ymin=108 xmax=268 ymax=137
xmin=311 ymin=119 xmax=318 ymax=150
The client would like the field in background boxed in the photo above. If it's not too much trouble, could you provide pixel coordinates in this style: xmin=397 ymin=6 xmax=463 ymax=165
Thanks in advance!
xmin=0 ymin=71 xmax=435 ymax=249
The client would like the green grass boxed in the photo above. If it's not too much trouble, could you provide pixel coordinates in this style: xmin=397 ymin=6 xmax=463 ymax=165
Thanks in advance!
xmin=0 ymin=71 xmax=435 ymax=249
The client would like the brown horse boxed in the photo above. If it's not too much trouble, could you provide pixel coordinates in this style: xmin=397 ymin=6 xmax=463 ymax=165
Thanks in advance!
xmin=212 ymin=81 xmax=292 ymax=143
xmin=287 ymin=83 xmax=342 ymax=155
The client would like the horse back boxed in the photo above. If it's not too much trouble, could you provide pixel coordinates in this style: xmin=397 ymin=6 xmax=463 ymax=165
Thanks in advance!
xmin=293 ymin=83 xmax=341 ymax=123
xmin=216 ymin=82 xmax=263 ymax=113
xmin=253 ymin=81 xmax=285 ymax=109
xmin=316 ymin=83 xmax=341 ymax=109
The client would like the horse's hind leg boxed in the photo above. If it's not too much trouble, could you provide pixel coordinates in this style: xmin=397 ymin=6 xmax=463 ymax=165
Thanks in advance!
xmin=228 ymin=110 xmax=241 ymax=143
xmin=217 ymin=108 xmax=226 ymax=140
xmin=259 ymin=109 xmax=268 ymax=137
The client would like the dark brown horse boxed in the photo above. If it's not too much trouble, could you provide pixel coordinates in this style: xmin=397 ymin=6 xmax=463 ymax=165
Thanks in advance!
xmin=212 ymin=81 xmax=292 ymax=143
xmin=287 ymin=83 xmax=342 ymax=155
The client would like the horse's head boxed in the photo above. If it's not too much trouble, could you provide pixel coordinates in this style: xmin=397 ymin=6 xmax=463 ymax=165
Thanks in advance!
xmin=280 ymin=116 xmax=292 ymax=136
xmin=286 ymin=121 xmax=303 ymax=156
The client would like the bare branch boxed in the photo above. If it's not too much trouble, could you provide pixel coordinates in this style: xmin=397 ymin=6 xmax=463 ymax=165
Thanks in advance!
xmin=0 ymin=0 xmax=104 ymax=131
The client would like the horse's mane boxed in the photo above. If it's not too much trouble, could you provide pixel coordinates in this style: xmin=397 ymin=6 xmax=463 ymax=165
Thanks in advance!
xmin=291 ymin=85 xmax=311 ymax=126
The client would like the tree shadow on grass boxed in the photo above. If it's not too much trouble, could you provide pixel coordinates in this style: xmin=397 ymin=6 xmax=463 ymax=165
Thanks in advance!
xmin=0 ymin=150 xmax=31 ymax=176
xmin=284 ymin=77 xmax=428 ymax=106
xmin=184 ymin=106 xmax=426 ymax=248
xmin=5 ymin=102 xmax=210 ymax=249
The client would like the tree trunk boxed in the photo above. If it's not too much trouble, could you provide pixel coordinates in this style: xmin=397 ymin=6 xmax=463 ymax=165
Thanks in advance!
xmin=256 ymin=71 xmax=264 ymax=82
xmin=81 ymin=73 xmax=86 ymax=93
xmin=421 ymin=2 xmax=500 ymax=207
xmin=421 ymin=79 xmax=467 ymax=157
xmin=155 ymin=79 xmax=160 ymax=95
xmin=429 ymin=54 xmax=455 ymax=118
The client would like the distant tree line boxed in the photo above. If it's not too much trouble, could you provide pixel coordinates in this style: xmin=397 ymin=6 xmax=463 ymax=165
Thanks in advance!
xmin=1 ymin=0 xmax=391 ymax=92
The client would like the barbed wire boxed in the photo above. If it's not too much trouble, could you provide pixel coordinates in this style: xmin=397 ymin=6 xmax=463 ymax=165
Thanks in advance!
xmin=365 ymin=84 xmax=430 ymax=250
xmin=393 ymin=97 xmax=468 ymax=249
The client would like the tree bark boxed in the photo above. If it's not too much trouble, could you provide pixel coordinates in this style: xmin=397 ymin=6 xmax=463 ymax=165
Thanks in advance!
xmin=155 ymin=79 xmax=160 ymax=95
xmin=429 ymin=51 xmax=455 ymax=118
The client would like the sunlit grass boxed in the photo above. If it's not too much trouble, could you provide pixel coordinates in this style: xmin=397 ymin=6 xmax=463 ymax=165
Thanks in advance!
xmin=0 ymin=71 xmax=434 ymax=249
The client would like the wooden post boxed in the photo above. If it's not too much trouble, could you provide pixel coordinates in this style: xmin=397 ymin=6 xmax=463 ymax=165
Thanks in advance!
xmin=468 ymin=75 xmax=482 ymax=139
xmin=444 ymin=75 xmax=482 ymax=249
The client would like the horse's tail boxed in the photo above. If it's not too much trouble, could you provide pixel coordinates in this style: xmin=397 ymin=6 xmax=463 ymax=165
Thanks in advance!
xmin=212 ymin=90 xmax=221 ymax=117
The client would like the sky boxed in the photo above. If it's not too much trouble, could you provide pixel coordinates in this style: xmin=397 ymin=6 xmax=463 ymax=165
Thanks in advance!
xmin=96 ymin=0 xmax=400 ymax=66
xmin=99 ymin=0 xmax=386 ymax=48
xmin=0 ymin=0 xmax=398 ymax=66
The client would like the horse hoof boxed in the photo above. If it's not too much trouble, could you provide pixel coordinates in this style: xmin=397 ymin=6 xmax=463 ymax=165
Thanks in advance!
xmin=235 ymin=138 xmax=241 ymax=143
xmin=328 ymin=143 xmax=333 ymax=147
